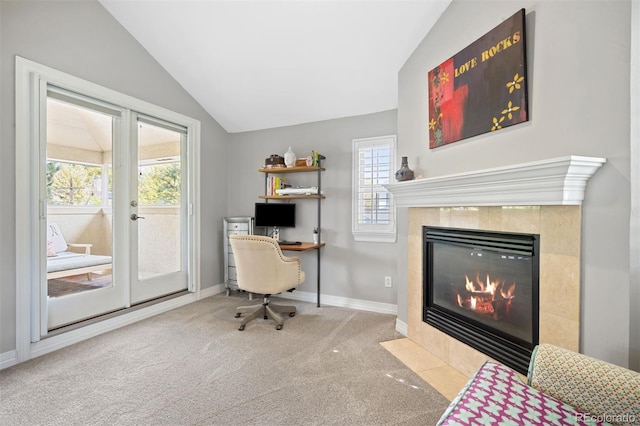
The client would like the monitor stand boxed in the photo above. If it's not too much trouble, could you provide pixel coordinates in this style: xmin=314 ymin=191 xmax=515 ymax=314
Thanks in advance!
xmin=272 ymin=227 xmax=280 ymax=242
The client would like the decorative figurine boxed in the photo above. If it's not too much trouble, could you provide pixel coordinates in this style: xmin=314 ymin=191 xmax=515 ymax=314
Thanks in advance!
xmin=284 ymin=146 xmax=296 ymax=167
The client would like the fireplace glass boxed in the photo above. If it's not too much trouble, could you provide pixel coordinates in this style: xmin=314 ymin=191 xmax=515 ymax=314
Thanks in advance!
xmin=423 ymin=226 xmax=539 ymax=374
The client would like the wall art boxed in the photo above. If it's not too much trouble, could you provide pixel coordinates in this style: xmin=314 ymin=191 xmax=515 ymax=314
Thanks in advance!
xmin=428 ymin=9 xmax=528 ymax=149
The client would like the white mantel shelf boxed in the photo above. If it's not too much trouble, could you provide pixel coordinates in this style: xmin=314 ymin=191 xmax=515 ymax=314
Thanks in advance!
xmin=383 ymin=156 xmax=606 ymax=207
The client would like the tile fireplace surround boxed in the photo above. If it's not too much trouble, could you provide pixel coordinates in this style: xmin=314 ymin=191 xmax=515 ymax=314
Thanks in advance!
xmin=385 ymin=156 xmax=606 ymax=377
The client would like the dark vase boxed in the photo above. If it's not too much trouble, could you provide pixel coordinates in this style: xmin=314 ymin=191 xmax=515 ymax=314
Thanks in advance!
xmin=395 ymin=156 xmax=415 ymax=181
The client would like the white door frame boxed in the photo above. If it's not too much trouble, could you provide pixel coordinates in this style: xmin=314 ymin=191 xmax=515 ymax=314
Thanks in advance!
xmin=15 ymin=56 xmax=201 ymax=363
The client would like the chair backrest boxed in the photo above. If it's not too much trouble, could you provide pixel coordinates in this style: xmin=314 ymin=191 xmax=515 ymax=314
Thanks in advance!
xmin=47 ymin=223 xmax=68 ymax=253
xmin=229 ymin=234 xmax=304 ymax=295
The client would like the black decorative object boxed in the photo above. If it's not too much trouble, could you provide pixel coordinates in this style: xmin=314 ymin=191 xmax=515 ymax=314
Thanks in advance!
xmin=395 ymin=156 xmax=415 ymax=181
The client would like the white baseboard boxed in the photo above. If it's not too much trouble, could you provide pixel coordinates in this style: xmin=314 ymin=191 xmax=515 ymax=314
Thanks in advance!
xmin=395 ymin=318 xmax=408 ymax=336
xmin=200 ymin=283 xmax=225 ymax=299
xmin=0 ymin=350 xmax=17 ymax=370
xmin=277 ymin=290 xmax=397 ymax=315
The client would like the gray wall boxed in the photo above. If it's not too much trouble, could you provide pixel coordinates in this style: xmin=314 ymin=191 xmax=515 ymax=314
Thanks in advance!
xmin=398 ymin=0 xmax=634 ymax=367
xmin=227 ymin=111 xmax=400 ymax=304
xmin=0 ymin=0 xmax=230 ymax=354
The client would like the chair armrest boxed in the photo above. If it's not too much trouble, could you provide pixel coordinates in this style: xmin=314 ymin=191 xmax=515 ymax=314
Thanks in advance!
xmin=67 ymin=243 xmax=92 ymax=254
xmin=275 ymin=256 xmax=305 ymax=291
xmin=528 ymin=344 xmax=640 ymax=422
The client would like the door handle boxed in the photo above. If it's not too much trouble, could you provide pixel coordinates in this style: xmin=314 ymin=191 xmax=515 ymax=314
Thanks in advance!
xmin=131 ymin=214 xmax=146 ymax=221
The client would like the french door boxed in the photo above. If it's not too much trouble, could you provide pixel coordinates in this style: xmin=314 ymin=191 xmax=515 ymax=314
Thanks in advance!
xmin=42 ymin=88 xmax=191 ymax=332
xmin=16 ymin=57 xmax=200 ymax=361
xmin=44 ymin=89 xmax=128 ymax=330
xmin=130 ymin=115 xmax=188 ymax=304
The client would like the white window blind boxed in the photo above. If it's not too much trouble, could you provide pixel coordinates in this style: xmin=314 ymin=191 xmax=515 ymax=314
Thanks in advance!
xmin=352 ymin=135 xmax=396 ymax=243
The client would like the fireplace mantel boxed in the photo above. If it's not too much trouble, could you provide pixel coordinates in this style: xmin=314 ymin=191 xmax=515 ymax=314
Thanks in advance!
xmin=384 ymin=156 xmax=605 ymax=208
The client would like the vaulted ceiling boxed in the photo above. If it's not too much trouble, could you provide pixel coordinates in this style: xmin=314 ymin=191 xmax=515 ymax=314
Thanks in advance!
xmin=99 ymin=0 xmax=450 ymax=133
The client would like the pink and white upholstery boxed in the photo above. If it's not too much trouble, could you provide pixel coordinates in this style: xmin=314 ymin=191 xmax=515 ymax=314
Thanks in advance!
xmin=437 ymin=344 xmax=639 ymax=426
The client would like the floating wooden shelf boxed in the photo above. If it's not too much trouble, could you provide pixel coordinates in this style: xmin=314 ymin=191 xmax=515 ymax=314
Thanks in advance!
xmin=279 ymin=242 xmax=326 ymax=252
xmin=259 ymin=195 xmax=325 ymax=200
xmin=259 ymin=166 xmax=325 ymax=173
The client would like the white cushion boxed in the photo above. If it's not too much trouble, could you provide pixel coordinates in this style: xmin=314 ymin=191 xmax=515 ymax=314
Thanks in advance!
xmin=47 ymin=223 xmax=68 ymax=253
xmin=47 ymin=251 xmax=112 ymax=273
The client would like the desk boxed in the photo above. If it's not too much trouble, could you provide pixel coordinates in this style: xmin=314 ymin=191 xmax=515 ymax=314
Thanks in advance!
xmin=279 ymin=242 xmax=325 ymax=251
xmin=279 ymin=241 xmax=324 ymax=306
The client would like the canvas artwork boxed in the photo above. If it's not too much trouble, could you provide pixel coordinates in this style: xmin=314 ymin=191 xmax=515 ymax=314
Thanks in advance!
xmin=428 ymin=9 xmax=528 ymax=149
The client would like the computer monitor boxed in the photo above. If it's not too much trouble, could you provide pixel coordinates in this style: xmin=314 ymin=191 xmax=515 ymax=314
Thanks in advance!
xmin=254 ymin=203 xmax=296 ymax=228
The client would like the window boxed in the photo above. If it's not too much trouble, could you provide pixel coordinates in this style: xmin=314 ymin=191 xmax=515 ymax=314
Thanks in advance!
xmin=45 ymin=90 xmax=117 ymax=210
xmin=352 ymin=135 xmax=397 ymax=242
xmin=138 ymin=162 xmax=181 ymax=206
xmin=47 ymin=160 xmax=104 ymax=206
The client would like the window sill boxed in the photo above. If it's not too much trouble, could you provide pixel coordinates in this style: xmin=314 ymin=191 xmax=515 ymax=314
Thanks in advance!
xmin=352 ymin=232 xmax=397 ymax=243
xmin=48 ymin=206 xmax=108 ymax=215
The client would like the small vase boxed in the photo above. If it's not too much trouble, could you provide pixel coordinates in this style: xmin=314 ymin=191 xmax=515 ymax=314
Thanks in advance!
xmin=395 ymin=156 xmax=415 ymax=181
xmin=284 ymin=146 xmax=296 ymax=168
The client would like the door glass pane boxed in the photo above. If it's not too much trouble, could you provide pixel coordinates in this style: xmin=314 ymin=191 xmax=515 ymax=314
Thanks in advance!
xmin=46 ymin=97 xmax=114 ymax=300
xmin=137 ymin=122 xmax=182 ymax=280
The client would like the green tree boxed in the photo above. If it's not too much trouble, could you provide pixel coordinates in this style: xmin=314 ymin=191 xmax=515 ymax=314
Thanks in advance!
xmin=138 ymin=163 xmax=181 ymax=206
xmin=49 ymin=163 xmax=101 ymax=206
xmin=46 ymin=161 xmax=61 ymax=199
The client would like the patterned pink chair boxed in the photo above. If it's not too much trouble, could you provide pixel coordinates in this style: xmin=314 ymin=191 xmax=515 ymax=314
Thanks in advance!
xmin=437 ymin=344 xmax=639 ymax=425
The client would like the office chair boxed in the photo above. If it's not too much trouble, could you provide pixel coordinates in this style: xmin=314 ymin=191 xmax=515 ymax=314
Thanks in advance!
xmin=228 ymin=234 xmax=305 ymax=330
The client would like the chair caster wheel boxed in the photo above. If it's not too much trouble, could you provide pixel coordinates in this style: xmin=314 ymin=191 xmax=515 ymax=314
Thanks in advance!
xmin=235 ymin=313 xmax=242 ymax=318
xmin=239 ymin=325 xmax=245 ymax=331
xmin=289 ymin=312 xmax=295 ymax=317
xmin=276 ymin=325 xmax=283 ymax=330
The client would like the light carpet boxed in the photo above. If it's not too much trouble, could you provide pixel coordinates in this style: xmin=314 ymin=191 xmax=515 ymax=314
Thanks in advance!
xmin=0 ymin=293 xmax=449 ymax=425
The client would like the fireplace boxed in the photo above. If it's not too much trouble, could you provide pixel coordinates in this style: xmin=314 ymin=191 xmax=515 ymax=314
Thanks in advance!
xmin=423 ymin=226 xmax=539 ymax=374
xmin=384 ymin=157 xmax=603 ymax=377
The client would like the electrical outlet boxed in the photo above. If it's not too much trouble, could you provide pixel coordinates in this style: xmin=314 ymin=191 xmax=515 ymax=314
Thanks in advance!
xmin=384 ymin=276 xmax=392 ymax=288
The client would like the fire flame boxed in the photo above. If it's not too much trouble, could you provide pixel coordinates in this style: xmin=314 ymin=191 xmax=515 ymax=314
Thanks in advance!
xmin=463 ymin=273 xmax=516 ymax=298
xmin=457 ymin=273 xmax=516 ymax=319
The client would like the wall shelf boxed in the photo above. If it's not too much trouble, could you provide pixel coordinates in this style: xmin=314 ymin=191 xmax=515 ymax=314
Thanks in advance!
xmin=259 ymin=160 xmax=325 ymax=306
xmin=259 ymin=195 xmax=325 ymax=200
xmin=259 ymin=166 xmax=325 ymax=173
